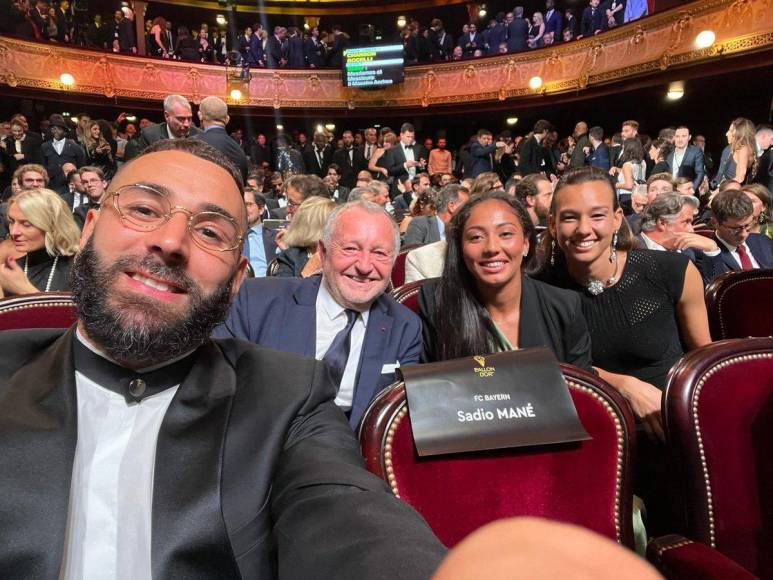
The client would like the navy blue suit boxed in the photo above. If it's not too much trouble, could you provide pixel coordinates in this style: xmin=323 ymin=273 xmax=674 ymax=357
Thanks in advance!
xmin=543 ymin=9 xmax=563 ymax=40
xmin=468 ymin=141 xmax=497 ymax=177
xmin=213 ymin=276 xmax=422 ymax=427
xmin=700 ymin=233 xmax=773 ymax=284
xmin=241 ymin=226 xmax=278 ymax=276
xmin=667 ymin=145 xmax=705 ymax=191
xmin=588 ymin=143 xmax=611 ymax=171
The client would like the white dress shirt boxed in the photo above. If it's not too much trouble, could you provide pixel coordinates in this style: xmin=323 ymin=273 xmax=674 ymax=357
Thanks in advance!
xmin=315 ymin=281 xmax=368 ymax=409
xmin=52 ymin=137 xmax=66 ymax=155
xmin=60 ymin=332 xmax=180 ymax=580
xmin=402 ymin=142 xmax=416 ymax=179
xmin=672 ymin=147 xmax=686 ymax=178
xmin=717 ymin=234 xmax=761 ymax=269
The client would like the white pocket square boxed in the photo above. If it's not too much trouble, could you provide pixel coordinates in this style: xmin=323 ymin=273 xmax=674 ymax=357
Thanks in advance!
xmin=381 ymin=362 xmax=400 ymax=374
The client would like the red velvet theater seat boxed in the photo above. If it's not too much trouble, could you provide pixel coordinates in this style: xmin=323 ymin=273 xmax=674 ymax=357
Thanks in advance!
xmin=390 ymin=244 xmax=421 ymax=290
xmin=0 ymin=292 xmax=77 ymax=331
xmin=359 ymin=365 xmax=636 ymax=549
xmin=391 ymin=278 xmax=437 ymax=315
xmin=705 ymin=268 xmax=773 ymax=340
xmin=650 ymin=338 xmax=773 ymax=578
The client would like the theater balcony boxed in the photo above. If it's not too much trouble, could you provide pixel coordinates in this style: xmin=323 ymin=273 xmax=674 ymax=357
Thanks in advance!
xmin=0 ymin=0 xmax=771 ymax=116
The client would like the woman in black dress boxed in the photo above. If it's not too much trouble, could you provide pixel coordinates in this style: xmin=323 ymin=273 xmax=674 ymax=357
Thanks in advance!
xmin=0 ymin=188 xmax=80 ymax=296
xmin=418 ymin=190 xmax=592 ymax=369
xmin=175 ymin=27 xmax=200 ymax=62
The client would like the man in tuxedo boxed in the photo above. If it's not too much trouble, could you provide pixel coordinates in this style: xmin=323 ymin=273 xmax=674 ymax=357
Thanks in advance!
xmin=325 ymin=164 xmax=350 ymax=203
xmin=0 ymin=120 xmax=43 ymax=174
xmin=70 ymin=165 xmax=106 ymax=229
xmin=701 ymin=189 xmax=773 ymax=283
xmin=303 ymin=132 xmax=333 ymax=177
xmin=613 ymin=120 xmax=639 ymax=167
xmin=265 ymin=26 xmax=286 ymax=68
xmin=587 ymin=126 xmax=610 ymax=171
xmin=303 ymin=26 xmax=324 ymax=68
xmin=518 ymin=119 xmax=551 ymax=176
xmin=543 ymin=0 xmax=563 ymax=42
xmin=242 ymin=190 xmax=278 ymax=276
xmin=382 ymin=123 xmax=427 ymax=186
xmin=361 ymin=127 xmax=379 ymax=168
xmin=506 ymin=6 xmax=530 ymax=52
xmin=332 ymin=130 xmax=366 ymax=189
xmin=580 ymin=0 xmax=606 ymax=38
xmin=215 ymin=200 xmax=423 ymax=428
xmin=117 ymin=7 xmax=137 ymax=54
xmin=193 ymin=97 xmax=249 ymax=181
xmin=567 ymin=121 xmax=590 ymax=170
xmin=458 ymin=22 xmax=481 ymax=57
xmin=667 ymin=126 xmax=705 ymax=192
xmin=484 ymin=15 xmax=507 ymax=55
xmin=0 ymin=139 xmax=445 ymax=579
xmin=327 ymin=25 xmax=349 ymax=68
xmin=40 ymin=118 xmax=86 ymax=189
xmin=403 ymin=183 xmax=469 ymax=246
xmin=126 ymin=94 xmax=201 ymax=161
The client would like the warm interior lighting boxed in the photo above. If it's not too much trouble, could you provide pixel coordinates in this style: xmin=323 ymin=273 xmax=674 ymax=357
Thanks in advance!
xmin=695 ymin=30 xmax=716 ymax=49
xmin=59 ymin=73 xmax=75 ymax=86
xmin=397 ymin=16 xmax=406 ymax=28
xmin=216 ymin=14 xmax=227 ymax=26
xmin=506 ymin=117 xmax=518 ymax=126
xmin=666 ymin=82 xmax=684 ymax=101
xmin=316 ymin=124 xmax=324 ymax=133
xmin=529 ymin=76 xmax=543 ymax=90
xmin=276 ymin=124 xmax=284 ymax=130
xmin=324 ymin=123 xmax=336 ymax=131
xmin=125 ymin=114 xmax=136 ymax=122
xmin=230 ymin=88 xmax=242 ymax=100
xmin=479 ymin=6 xmax=487 ymax=18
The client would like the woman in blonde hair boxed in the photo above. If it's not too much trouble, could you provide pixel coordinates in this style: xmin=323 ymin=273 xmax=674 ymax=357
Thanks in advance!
xmin=82 ymin=120 xmax=116 ymax=179
xmin=275 ymin=196 xmax=336 ymax=277
xmin=718 ymin=117 xmax=757 ymax=185
xmin=0 ymin=188 xmax=80 ymax=296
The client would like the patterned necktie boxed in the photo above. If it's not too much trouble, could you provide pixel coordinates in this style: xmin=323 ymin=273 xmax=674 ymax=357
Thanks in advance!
xmin=736 ymin=243 xmax=754 ymax=270
xmin=322 ymin=309 xmax=358 ymax=389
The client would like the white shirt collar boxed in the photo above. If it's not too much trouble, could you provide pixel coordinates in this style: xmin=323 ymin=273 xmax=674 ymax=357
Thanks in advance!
xmin=640 ymin=233 xmax=667 ymax=251
xmin=319 ymin=277 xmax=371 ymax=323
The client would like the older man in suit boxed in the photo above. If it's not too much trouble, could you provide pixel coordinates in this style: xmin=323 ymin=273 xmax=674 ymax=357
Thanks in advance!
xmin=507 ymin=7 xmax=530 ymax=52
xmin=403 ymin=183 xmax=469 ymax=247
xmin=125 ymin=95 xmax=201 ymax=161
xmin=667 ymin=126 xmax=705 ymax=192
xmin=193 ymin=97 xmax=249 ymax=181
xmin=215 ymin=200 xmax=422 ymax=428
xmin=701 ymin=189 xmax=773 ymax=283
xmin=0 ymin=139 xmax=445 ymax=579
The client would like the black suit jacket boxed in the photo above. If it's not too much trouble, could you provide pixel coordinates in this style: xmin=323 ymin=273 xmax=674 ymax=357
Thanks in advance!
xmin=506 ymin=19 xmax=530 ymax=52
xmin=752 ymin=146 xmax=773 ymax=192
xmin=126 ymin=123 xmax=202 ymax=161
xmin=0 ymin=328 xmax=445 ymax=579
xmin=418 ymin=276 xmax=593 ymax=369
xmin=0 ymin=133 xmax=43 ymax=173
xmin=700 ymin=233 xmax=773 ymax=284
xmin=327 ymin=33 xmax=348 ymax=68
xmin=581 ymin=6 xmax=605 ymax=37
xmin=382 ymin=143 xmax=428 ymax=184
xmin=302 ymin=146 xmax=333 ymax=177
xmin=40 ymin=139 xmax=86 ymax=188
xmin=118 ymin=17 xmax=135 ymax=51
xmin=518 ymin=136 xmax=544 ymax=176
xmin=667 ymin=145 xmax=705 ymax=191
xmin=332 ymin=147 xmax=366 ymax=189
xmin=193 ymin=126 xmax=249 ymax=181
xmin=266 ymin=35 xmax=284 ymax=68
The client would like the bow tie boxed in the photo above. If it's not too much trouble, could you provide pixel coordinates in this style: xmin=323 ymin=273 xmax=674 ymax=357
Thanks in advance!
xmin=73 ymin=335 xmax=197 ymax=404
xmin=404 ymin=144 xmax=414 ymax=150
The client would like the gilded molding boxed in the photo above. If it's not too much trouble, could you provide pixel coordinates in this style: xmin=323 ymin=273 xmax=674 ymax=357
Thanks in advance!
xmin=0 ymin=0 xmax=771 ymax=110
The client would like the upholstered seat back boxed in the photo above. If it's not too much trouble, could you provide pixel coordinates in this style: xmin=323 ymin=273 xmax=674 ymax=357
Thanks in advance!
xmin=391 ymin=244 xmax=421 ymax=290
xmin=0 ymin=292 xmax=77 ymax=330
xmin=392 ymin=279 xmax=435 ymax=315
xmin=705 ymin=269 xmax=773 ymax=340
xmin=664 ymin=338 xmax=773 ymax=577
xmin=360 ymin=365 xmax=636 ymax=548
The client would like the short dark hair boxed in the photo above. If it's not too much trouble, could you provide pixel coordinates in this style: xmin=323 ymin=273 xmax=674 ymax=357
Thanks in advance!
xmin=477 ymin=129 xmax=492 ymax=138
xmin=285 ymin=174 xmax=329 ymax=199
xmin=514 ymin=173 xmax=549 ymax=202
xmin=78 ymin=165 xmax=104 ymax=180
xmin=400 ymin=122 xmax=415 ymax=134
xmin=327 ymin=163 xmax=341 ymax=175
xmin=711 ymin=189 xmax=753 ymax=223
xmin=622 ymin=120 xmax=639 ymax=131
xmin=533 ymin=119 xmax=552 ymax=134
xmin=588 ymin=126 xmax=604 ymax=142
xmin=139 ymin=138 xmax=244 ymax=195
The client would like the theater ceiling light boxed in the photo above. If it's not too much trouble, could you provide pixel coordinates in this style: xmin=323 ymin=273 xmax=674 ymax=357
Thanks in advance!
xmin=276 ymin=124 xmax=284 ymax=130
xmin=479 ymin=5 xmax=487 ymax=18
xmin=325 ymin=123 xmax=336 ymax=131
xmin=666 ymin=82 xmax=684 ymax=100
xmin=529 ymin=76 xmax=543 ymax=90
xmin=59 ymin=73 xmax=75 ymax=86
xmin=397 ymin=16 xmax=406 ymax=28
xmin=216 ymin=14 xmax=227 ymax=26
xmin=506 ymin=117 xmax=518 ymax=126
xmin=230 ymin=88 xmax=242 ymax=100
xmin=695 ymin=30 xmax=716 ymax=49
xmin=126 ymin=114 xmax=136 ymax=122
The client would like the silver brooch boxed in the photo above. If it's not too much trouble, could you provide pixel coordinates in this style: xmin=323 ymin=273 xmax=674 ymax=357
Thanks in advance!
xmin=587 ymin=279 xmax=605 ymax=295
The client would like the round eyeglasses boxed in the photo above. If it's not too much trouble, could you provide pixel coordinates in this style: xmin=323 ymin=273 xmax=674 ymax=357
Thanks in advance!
xmin=109 ymin=184 xmax=244 ymax=252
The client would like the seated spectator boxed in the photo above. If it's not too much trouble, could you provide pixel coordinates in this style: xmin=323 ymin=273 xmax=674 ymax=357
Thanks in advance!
xmin=355 ymin=170 xmax=373 ymax=188
xmin=275 ymin=196 xmax=336 ymax=278
xmin=0 ymin=117 xmax=43 ymax=175
xmin=0 ymin=188 xmax=80 ymax=295
xmin=742 ymin=183 xmax=771 ymax=237
xmin=215 ymin=200 xmax=420 ymax=428
xmin=73 ymin=166 xmax=107 ymax=229
xmin=242 ymin=191 xmax=278 ymax=277
xmin=675 ymin=176 xmax=695 ymax=196
xmin=469 ymin=172 xmax=503 ymax=197
xmin=400 ymin=188 xmax=437 ymax=235
xmin=700 ymin=189 xmax=773 ymax=282
xmin=627 ymin=172 xmax=677 ymax=234
xmin=403 ymin=183 xmax=469 ymax=246
xmin=418 ymin=190 xmax=592 ymax=368
xmin=636 ymin=192 xmax=718 ymax=259
xmin=514 ymin=173 xmax=553 ymax=226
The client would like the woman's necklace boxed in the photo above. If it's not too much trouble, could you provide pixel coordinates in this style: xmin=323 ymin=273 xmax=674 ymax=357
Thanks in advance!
xmin=586 ymin=248 xmax=620 ymax=296
xmin=24 ymin=254 xmax=59 ymax=292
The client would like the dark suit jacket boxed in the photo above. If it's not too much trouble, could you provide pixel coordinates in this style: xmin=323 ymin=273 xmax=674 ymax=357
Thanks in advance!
xmin=403 ymin=215 xmax=441 ymax=247
xmin=247 ymin=33 xmax=264 ymax=66
xmin=332 ymin=147 xmax=367 ymax=189
xmin=458 ymin=31 xmax=482 ymax=56
xmin=581 ymin=6 xmax=605 ymax=37
xmin=752 ymin=147 xmax=773 ymax=191
xmin=302 ymin=146 xmax=333 ymax=177
xmin=565 ymin=15 xmax=580 ymax=38
xmin=486 ymin=22 xmax=507 ymax=54
xmin=242 ymin=225 xmax=279 ymax=272
xmin=544 ymin=9 xmax=563 ymax=39
xmin=667 ymin=145 xmax=705 ymax=190
xmin=0 ymin=133 xmax=43 ymax=173
xmin=418 ymin=276 xmax=593 ymax=369
xmin=0 ymin=328 xmax=445 ymax=579
xmin=507 ymin=19 xmax=530 ymax=52
xmin=518 ymin=136 xmax=544 ymax=176
xmin=588 ymin=142 xmax=611 ymax=171
xmin=327 ymin=33 xmax=348 ymax=68
xmin=700 ymin=233 xmax=773 ymax=284
xmin=568 ymin=134 xmax=590 ymax=170
xmin=382 ymin=143 xmax=428 ymax=184
xmin=213 ymin=276 xmax=423 ymax=427
xmin=468 ymin=141 xmax=497 ymax=177
xmin=193 ymin=126 xmax=249 ymax=181
xmin=303 ymin=38 xmax=324 ymax=67
xmin=265 ymin=35 xmax=284 ymax=68
xmin=126 ymin=123 xmax=202 ymax=161
xmin=40 ymin=139 xmax=86 ymax=188
xmin=118 ymin=17 xmax=135 ymax=51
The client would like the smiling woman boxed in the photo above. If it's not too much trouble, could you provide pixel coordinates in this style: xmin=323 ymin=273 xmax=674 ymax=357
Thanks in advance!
xmin=418 ymin=190 xmax=592 ymax=370
xmin=0 ymin=188 xmax=80 ymax=297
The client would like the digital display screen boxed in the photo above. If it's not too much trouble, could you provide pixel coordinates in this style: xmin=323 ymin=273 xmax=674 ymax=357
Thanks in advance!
xmin=342 ymin=44 xmax=405 ymax=88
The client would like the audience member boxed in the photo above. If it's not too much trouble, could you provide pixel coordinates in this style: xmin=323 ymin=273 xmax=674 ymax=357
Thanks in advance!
xmin=403 ymin=183 xmax=468 ymax=246
xmin=667 ymin=126 xmax=705 ymax=192
xmin=40 ymin=117 xmax=86 ymax=189
xmin=637 ymin=192 xmax=717 ymax=259
xmin=275 ymin=196 xmax=336 ymax=277
xmin=242 ymin=190 xmax=278 ymax=276
xmin=742 ymin=183 xmax=771 ymax=237
xmin=612 ymin=138 xmax=646 ymax=201
xmin=81 ymin=120 xmax=116 ymax=179
xmin=751 ymin=124 xmax=773 ymax=191
xmin=587 ymin=126 xmax=610 ymax=171
xmin=0 ymin=117 xmax=43 ymax=175
xmin=518 ymin=120 xmax=551 ymax=176
xmin=514 ymin=173 xmax=553 ymax=226
xmin=193 ymin=96 xmax=249 ymax=180
xmin=717 ymin=117 xmax=757 ymax=185
xmin=646 ymin=137 xmax=673 ymax=178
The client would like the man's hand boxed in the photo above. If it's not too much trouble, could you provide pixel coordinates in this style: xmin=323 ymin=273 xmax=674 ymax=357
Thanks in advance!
xmin=672 ymin=232 xmax=719 ymax=253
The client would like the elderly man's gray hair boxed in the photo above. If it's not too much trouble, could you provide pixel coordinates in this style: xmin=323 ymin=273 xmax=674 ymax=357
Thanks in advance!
xmin=163 ymin=94 xmax=192 ymax=113
xmin=640 ymin=193 xmax=699 ymax=232
xmin=321 ymin=200 xmax=401 ymax=262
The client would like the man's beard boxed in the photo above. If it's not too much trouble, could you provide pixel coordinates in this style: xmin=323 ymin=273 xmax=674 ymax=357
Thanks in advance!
xmin=70 ymin=238 xmax=234 ymax=368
